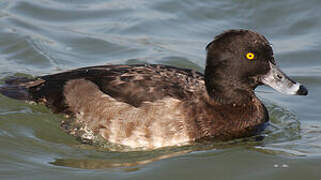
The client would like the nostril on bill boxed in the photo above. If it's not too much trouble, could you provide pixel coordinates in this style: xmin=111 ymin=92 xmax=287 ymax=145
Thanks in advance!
xmin=276 ymin=74 xmax=283 ymax=80
xmin=296 ymin=85 xmax=308 ymax=96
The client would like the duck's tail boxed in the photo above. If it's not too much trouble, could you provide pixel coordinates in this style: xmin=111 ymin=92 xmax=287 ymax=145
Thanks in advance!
xmin=0 ymin=77 xmax=34 ymax=100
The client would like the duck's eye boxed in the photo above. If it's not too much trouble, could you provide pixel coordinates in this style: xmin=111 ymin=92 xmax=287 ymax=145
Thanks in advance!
xmin=246 ymin=52 xmax=255 ymax=60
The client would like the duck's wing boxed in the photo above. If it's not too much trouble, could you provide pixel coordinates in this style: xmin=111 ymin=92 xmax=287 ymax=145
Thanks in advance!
xmin=3 ymin=64 xmax=205 ymax=113
xmin=86 ymin=64 xmax=205 ymax=107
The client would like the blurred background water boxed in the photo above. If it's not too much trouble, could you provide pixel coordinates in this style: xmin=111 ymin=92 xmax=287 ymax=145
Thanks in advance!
xmin=1 ymin=0 xmax=321 ymax=179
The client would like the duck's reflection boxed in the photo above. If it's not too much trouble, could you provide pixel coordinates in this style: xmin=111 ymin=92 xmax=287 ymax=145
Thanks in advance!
xmin=50 ymin=150 xmax=191 ymax=169
xmin=49 ymin=136 xmax=266 ymax=169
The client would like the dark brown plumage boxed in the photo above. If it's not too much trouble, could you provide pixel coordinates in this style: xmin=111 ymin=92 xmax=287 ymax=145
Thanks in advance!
xmin=0 ymin=29 xmax=308 ymax=150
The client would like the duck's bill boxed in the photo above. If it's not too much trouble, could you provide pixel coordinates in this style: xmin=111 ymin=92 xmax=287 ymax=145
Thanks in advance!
xmin=260 ymin=62 xmax=308 ymax=96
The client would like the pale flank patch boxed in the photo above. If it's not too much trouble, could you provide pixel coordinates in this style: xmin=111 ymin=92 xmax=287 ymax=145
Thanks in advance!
xmin=105 ymin=97 xmax=191 ymax=149
xmin=64 ymin=79 xmax=191 ymax=150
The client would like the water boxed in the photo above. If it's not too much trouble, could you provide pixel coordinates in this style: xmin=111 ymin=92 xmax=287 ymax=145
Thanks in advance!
xmin=1 ymin=0 xmax=321 ymax=179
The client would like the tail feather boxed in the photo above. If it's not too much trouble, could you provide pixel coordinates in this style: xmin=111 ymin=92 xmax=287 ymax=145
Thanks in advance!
xmin=0 ymin=77 xmax=35 ymax=100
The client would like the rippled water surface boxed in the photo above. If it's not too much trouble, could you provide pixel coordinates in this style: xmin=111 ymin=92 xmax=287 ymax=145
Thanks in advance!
xmin=1 ymin=0 xmax=321 ymax=179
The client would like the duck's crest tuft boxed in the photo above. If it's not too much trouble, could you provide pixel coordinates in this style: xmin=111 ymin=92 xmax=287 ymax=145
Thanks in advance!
xmin=206 ymin=29 xmax=250 ymax=50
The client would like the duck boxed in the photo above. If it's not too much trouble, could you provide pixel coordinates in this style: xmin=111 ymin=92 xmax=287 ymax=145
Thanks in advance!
xmin=0 ymin=29 xmax=308 ymax=150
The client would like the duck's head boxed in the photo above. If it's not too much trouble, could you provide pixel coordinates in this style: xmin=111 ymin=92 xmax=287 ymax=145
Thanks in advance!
xmin=205 ymin=29 xmax=308 ymax=104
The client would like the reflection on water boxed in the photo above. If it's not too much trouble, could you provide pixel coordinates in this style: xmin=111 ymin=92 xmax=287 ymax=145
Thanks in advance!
xmin=51 ymin=150 xmax=192 ymax=169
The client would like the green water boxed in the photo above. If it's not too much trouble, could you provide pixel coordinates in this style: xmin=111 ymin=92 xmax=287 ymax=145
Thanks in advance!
xmin=1 ymin=0 xmax=321 ymax=179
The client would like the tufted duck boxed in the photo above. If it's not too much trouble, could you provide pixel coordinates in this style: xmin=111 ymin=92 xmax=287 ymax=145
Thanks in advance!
xmin=0 ymin=29 xmax=308 ymax=150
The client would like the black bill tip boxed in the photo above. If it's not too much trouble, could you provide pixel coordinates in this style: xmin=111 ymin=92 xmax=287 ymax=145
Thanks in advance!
xmin=296 ymin=85 xmax=308 ymax=96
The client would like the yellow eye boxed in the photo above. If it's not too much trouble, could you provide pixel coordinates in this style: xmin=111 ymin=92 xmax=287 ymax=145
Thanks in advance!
xmin=246 ymin=52 xmax=255 ymax=60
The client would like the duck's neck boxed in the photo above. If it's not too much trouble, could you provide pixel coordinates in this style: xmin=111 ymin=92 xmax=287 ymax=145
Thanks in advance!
xmin=204 ymin=66 xmax=254 ymax=105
